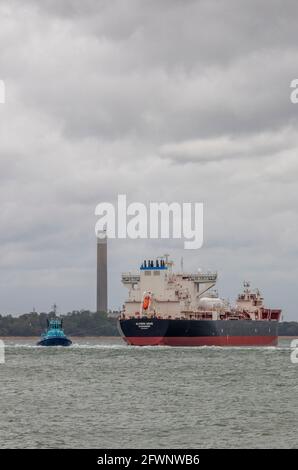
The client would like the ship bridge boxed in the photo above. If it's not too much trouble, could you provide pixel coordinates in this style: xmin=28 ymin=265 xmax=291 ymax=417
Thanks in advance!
xmin=122 ymin=257 xmax=168 ymax=286
xmin=184 ymin=273 xmax=217 ymax=283
xmin=122 ymin=273 xmax=140 ymax=286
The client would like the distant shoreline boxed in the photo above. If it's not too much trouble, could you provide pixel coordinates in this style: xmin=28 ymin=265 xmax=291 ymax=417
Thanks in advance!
xmin=0 ymin=335 xmax=120 ymax=340
xmin=279 ymin=336 xmax=298 ymax=339
xmin=1 ymin=312 xmax=297 ymax=337
xmin=1 ymin=335 xmax=297 ymax=339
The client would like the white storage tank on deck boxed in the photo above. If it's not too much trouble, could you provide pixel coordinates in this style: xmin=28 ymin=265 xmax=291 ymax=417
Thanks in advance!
xmin=198 ymin=297 xmax=224 ymax=310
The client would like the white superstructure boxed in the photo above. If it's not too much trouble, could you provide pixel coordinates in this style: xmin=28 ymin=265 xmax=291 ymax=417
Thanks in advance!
xmin=121 ymin=257 xmax=281 ymax=322
xmin=122 ymin=256 xmax=217 ymax=319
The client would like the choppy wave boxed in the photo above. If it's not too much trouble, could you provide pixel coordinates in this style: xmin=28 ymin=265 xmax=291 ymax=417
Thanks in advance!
xmin=1 ymin=336 xmax=296 ymax=449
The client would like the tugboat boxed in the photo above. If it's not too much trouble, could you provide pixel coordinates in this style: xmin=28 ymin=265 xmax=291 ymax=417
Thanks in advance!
xmin=37 ymin=306 xmax=72 ymax=346
xmin=37 ymin=318 xmax=72 ymax=346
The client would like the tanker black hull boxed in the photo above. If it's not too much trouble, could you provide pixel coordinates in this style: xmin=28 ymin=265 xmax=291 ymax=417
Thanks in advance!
xmin=118 ymin=318 xmax=279 ymax=346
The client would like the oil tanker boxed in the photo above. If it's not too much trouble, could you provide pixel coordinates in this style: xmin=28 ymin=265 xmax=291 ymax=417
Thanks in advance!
xmin=118 ymin=256 xmax=281 ymax=346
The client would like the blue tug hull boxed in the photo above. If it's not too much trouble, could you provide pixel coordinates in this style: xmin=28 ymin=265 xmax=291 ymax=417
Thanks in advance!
xmin=37 ymin=337 xmax=72 ymax=347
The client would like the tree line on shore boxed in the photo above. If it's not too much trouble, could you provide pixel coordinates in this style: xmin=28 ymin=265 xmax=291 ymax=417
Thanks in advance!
xmin=0 ymin=310 xmax=119 ymax=336
xmin=278 ymin=321 xmax=298 ymax=336
xmin=0 ymin=310 xmax=297 ymax=336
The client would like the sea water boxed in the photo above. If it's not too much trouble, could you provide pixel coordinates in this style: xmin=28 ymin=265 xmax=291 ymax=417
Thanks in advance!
xmin=0 ymin=337 xmax=297 ymax=448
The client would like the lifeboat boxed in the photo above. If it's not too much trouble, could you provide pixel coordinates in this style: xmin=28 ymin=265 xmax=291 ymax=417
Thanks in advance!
xmin=142 ymin=295 xmax=151 ymax=310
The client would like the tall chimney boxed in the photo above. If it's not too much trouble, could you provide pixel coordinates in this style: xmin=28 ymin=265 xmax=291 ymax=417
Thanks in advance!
xmin=96 ymin=229 xmax=108 ymax=313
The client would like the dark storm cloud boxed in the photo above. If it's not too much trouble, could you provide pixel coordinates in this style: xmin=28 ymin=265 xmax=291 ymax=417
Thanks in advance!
xmin=0 ymin=0 xmax=298 ymax=317
xmin=3 ymin=0 xmax=298 ymax=143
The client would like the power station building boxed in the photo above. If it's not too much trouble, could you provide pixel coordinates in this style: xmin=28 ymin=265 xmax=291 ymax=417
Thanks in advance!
xmin=96 ymin=229 xmax=108 ymax=313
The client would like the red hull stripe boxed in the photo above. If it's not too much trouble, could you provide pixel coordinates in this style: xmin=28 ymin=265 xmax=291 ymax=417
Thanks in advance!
xmin=123 ymin=336 xmax=278 ymax=346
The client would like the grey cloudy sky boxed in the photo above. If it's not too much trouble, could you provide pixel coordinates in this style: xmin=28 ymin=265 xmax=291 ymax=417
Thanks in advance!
xmin=0 ymin=0 xmax=298 ymax=318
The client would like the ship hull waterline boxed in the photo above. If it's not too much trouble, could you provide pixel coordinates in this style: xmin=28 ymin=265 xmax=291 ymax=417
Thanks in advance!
xmin=118 ymin=318 xmax=278 ymax=347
